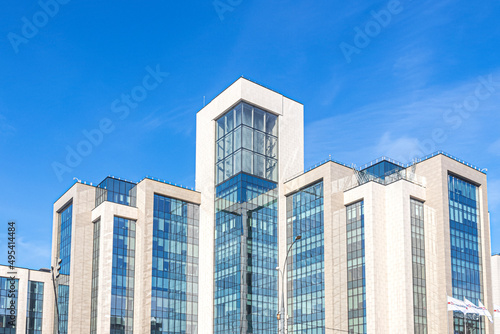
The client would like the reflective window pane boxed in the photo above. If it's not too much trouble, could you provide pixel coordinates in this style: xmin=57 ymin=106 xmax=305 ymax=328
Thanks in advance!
xmin=217 ymin=118 xmax=225 ymax=140
xmin=266 ymin=136 xmax=277 ymax=158
xmin=224 ymin=133 xmax=233 ymax=157
xmin=242 ymin=126 xmax=253 ymax=150
xmin=266 ymin=113 xmax=277 ymax=136
xmin=254 ymin=131 xmax=265 ymax=155
xmin=234 ymin=150 xmax=241 ymax=174
xmin=217 ymin=139 xmax=224 ymax=162
xmin=242 ymin=150 xmax=253 ymax=174
xmin=242 ymin=104 xmax=253 ymax=126
xmin=253 ymin=108 xmax=265 ymax=132
xmin=226 ymin=109 xmax=234 ymax=132
xmin=266 ymin=158 xmax=277 ymax=182
xmin=217 ymin=162 xmax=224 ymax=184
xmin=254 ymin=154 xmax=265 ymax=178
xmin=234 ymin=127 xmax=241 ymax=151
xmin=234 ymin=104 xmax=242 ymax=126
xmin=224 ymin=156 xmax=233 ymax=180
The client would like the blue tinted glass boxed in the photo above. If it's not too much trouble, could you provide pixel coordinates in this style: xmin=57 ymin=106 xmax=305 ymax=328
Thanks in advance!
xmin=346 ymin=201 xmax=366 ymax=334
xmin=215 ymin=102 xmax=278 ymax=184
xmin=0 ymin=278 xmax=18 ymax=333
xmin=26 ymin=281 xmax=44 ymax=333
xmin=111 ymin=217 xmax=136 ymax=334
xmin=59 ymin=204 xmax=72 ymax=276
xmin=287 ymin=182 xmax=325 ymax=333
xmin=57 ymin=284 xmax=69 ymax=334
xmin=151 ymin=194 xmax=199 ymax=334
xmin=95 ymin=177 xmax=137 ymax=208
xmin=449 ymin=175 xmax=484 ymax=333
xmin=214 ymin=173 xmax=278 ymax=333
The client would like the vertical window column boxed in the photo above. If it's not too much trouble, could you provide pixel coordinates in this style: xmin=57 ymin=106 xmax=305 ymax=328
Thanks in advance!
xmin=286 ymin=181 xmax=325 ymax=333
xmin=90 ymin=219 xmax=101 ymax=334
xmin=449 ymin=175 xmax=483 ymax=333
xmin=111 ymin=217 xmax=136 ymax=334
xmin=56 ymin=203 xmax=72 ymax=334
xmin=346 ymin=201 xmax=366 ymax=334
xmin=410 ymin=199 xmax=427 ymax=334
xmin=0 ymin=277 xmax=18 ymax=334
xmin=26 ymin=281 xmax=44 ymax=334
xmin=151 ymin=195 xmax=199 ymax=334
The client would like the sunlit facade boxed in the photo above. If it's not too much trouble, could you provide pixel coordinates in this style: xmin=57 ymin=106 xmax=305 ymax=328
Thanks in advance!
xmin=0 ymin=77 xmax=489 ymax=334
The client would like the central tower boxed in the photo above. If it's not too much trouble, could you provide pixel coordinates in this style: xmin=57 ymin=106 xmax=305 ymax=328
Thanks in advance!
xmin=196 ymin=78 xmax=304 ymax=333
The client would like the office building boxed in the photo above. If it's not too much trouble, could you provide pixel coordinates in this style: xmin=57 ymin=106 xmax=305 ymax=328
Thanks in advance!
xmin=0 ymin=78 xmax=493 ymax=333
xmin=0 ymin=266 xmax=54 ymax=334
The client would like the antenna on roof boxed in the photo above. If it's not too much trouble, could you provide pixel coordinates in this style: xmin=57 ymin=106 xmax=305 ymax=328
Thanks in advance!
xmin=203 ymin=96 xmax=206 ymax=107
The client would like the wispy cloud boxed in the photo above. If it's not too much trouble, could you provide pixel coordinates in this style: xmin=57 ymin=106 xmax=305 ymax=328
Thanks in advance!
xmin=0 ymin=114 xmax=16 ymax=136
xmin=306 ymin=70 xmax=500 ymax=165
xmin=0 ymin=236 xmax=51 ymax=269
xmin=488 ymin=138 xmax=500 ymax=156
xmin=374 ymin=132 xmax=421 ymax=162
xmin=140 ymin=100 xmax=199 ymax=136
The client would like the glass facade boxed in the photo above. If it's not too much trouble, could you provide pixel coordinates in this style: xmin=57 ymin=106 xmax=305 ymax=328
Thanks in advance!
xmin=90 ymin=219 xmax=101 ymax=334
xmin=449 ymin=175 xmax=484 ymax=333
xmin=286 ymin=182 xmax=324 ymax=333
xmin=346 ymin=201 xmax=366 ymax=334
xmin=216 ymin=102 xmax=278 ymax=185
xmin=56 ymin=203 xmax=72 ymax=334
xmin=410 ymin=199 xmax=427 ymax=334
xmin=0 ymin=277 xmax=18 ymax=333
xmin=214 ymin=102 xmax=279 ymax=334
xmin=58 ymin=204 xmax=72 ymax=276
xmin=57 ymin=285 xmax=69 ymax=334
xmin=96 ymin=177 xmax=137 ymax=208
xmin=26 ymin=281 xmax=44 ymax=334
xmin=111 ymin=217 xmax=136 ymax=334
xmin=151 ymin=194 xmax=199 ymax=333
xmin=360 ymin=161 xmax=403 ymax=180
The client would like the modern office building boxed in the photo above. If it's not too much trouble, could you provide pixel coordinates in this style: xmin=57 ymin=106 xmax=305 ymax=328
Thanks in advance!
xmin=50 ymin=176 xmax=200 ymax=334
xmin=1 ymin=78 xmax=493 ymax=333
xmin=0 ymin=266 xmax=55 ymax=334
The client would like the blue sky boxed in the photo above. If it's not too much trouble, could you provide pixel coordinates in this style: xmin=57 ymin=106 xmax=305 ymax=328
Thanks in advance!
xmin=1 ymin=0 xmax=499 ymax=269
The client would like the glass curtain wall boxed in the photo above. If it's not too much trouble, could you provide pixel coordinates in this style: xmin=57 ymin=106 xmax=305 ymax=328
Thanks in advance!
xmin=26 ymin=281 xmax=44 ymax=334
xmin=0 ymin=277 xmax=18 ymax=334
xmin=90 ymin=219 xmax=101 ymax=334
xmin=346 ymin=201 xmax=366 ymax=334
xmin=111 ymin=217 xmax=136 ymax=334
xmin=151 ymin=194 xmax=199 ymax=333
xmin=410 ymin=199 xmax=427 ymax=334
xmin=214 ymin=102 xmax=278 ymax=334
xmin=286 ymin=181 xmax=325 ymax=333
xmin=449 ymin=175 xmax=484 ymax=333
xmin=56 ymin=203 xmax=72 ymax=334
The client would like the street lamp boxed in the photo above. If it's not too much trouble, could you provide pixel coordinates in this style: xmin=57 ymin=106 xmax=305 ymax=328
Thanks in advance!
xmin=277 ymin=235 xmax=301 ymax=334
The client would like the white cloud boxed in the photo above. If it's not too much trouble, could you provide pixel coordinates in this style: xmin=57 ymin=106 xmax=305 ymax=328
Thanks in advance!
xmin=488 ymin=138 xmax=500 ymax=156
xmin=0 ymin=114 xmax=16 ymax=136
xmin=305 ymin=70 xmax=500 ymax=165
xmin=15 ymin=237 xmax=51 ymax=269
xmin=374 ymin=132 xmax=421 ymax=163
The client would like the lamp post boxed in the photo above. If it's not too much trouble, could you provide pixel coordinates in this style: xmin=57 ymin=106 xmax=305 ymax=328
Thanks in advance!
xmin=277 ymin=235 xmax=301 ymax=334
